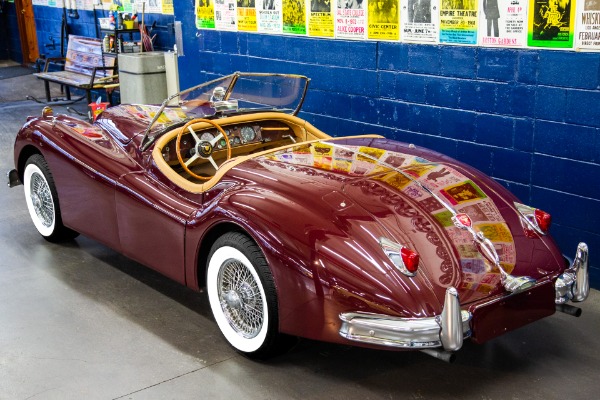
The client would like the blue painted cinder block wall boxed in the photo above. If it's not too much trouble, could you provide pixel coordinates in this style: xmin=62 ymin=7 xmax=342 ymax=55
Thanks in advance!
xmin=32 ymin=6 xmax=175 ymax=61
xmin=173 ymin=4 xmax=599 ymax=287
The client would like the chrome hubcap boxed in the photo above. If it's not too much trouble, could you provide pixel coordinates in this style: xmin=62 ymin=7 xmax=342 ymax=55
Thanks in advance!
xmin=218 ymin=259 xmax=264 ymax=339
xmin=30 ymin=172 xmax=54 ymax=228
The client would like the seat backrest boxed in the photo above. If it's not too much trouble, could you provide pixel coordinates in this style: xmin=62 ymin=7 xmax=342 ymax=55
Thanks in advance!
xmin=64 ymin=35 xmax=116 ymax=78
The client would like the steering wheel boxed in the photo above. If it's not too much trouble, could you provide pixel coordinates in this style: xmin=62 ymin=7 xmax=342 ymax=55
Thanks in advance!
xmin=175 ymin=118 xmax=232 ymax=181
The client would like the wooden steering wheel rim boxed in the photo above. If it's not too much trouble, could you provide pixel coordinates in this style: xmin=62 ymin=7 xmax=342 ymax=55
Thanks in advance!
xmin=175 ymin=118 xmax=232 ymax=181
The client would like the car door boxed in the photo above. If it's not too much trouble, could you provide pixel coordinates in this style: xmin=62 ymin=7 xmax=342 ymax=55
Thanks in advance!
xmin=115 ymin=171 xmax=199 ymax=284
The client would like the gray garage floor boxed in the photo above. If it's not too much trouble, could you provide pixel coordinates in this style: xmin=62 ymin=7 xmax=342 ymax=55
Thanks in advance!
xmin=1 ymin=72 xmax=599 ymax=400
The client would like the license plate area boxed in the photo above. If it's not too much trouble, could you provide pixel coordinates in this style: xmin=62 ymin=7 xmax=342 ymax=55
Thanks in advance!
xmin=469 ymin=280 xmax=555 ymax=344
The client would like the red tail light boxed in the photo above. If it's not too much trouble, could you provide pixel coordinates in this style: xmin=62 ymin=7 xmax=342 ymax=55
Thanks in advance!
xmin=514 ymin=202 xmax=552 ymax=236
xmin=534 ymin=209 xmax=552 ymax=233
xmin=401 ymin=247 xmax=420 ymax=273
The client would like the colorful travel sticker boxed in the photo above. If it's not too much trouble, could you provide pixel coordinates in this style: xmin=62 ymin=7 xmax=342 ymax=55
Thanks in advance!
xmin=457 ymin=201 xmax=503 ymax=222
xmin=312 ymin=142 xmax=334 ymax=157
xmin=474 ymin=222 xmax=513 ymax=242
xmin=375 ymin=171 xmax=413 ymax=189
xmin=419 ymin=196 xmax=445 ymax=213
xmin=439 ymin=180 xmax=487 ymax=205
xmin=433 ymin=209 xmax=455 ymax=227
xmin=461 ymin=258 xmax=486 ymax=273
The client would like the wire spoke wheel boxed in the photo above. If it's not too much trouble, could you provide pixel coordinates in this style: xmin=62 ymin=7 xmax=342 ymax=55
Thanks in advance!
xmin=29 ymin=172 xmax=55 ymax=228
xmin=207 ymin=232 xmax=294 ymax=359
xmin=218 ymin=259 xmax=264 ymax=338
xmin=23 ymin=154 xmax=78 ymax=242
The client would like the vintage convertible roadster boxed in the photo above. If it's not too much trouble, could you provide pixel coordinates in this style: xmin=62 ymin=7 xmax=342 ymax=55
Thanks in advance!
xmin=8 ymin=73 xmax=589 ymax=362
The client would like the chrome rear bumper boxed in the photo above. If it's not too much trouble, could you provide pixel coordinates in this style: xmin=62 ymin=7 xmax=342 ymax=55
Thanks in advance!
xmin=555 ymin=243 xmax=589 ymax=304
xmin=339 ymin=287 xmax=471 ymax=351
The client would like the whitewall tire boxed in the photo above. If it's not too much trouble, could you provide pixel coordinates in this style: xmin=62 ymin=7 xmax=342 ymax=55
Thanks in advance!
xmin=206 ymin=232 xmax=293 ymax=358
xmin=23 ymin=155 xmax=78 ymax=242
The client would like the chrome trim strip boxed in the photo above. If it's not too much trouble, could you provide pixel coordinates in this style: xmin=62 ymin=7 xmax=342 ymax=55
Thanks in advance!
xmin=339 ymin=287 xmax=471 ymax=351
xmin=7 ymin=169 xmax=21 ymax=188
xmin=555 ymin=242 xmax=589 ymax=304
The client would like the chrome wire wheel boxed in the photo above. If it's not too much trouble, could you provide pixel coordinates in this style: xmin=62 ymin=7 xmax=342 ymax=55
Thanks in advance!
xmin=23 ymin=154 xmax=78 ymax=242
xmin=207 ymin=233 xmax=278 ymax=356
xmin=29 ymin=171 xmax=55 ymax=229
xmin=218 ymin=259 xmax=264 ymax=339
xmin=24 ymin=158 xmax=56 ymax=237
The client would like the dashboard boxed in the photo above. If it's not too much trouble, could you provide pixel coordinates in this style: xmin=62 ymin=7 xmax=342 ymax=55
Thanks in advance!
xmin=161 ymin=120 xmax=295 ymax=163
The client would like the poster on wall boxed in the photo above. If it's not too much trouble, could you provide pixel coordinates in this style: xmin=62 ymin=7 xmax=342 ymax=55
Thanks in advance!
xmin=575 ymin=0 xmax=600 ymax=49
xmin=283 ymin=0 xmax=307 ymax=34
xmin=162 ymin=0 xmax=174 ymax=14
xmin=257 ymin=0 xmax=284 ymax=33
xmin=145 ymin=0 xmax=163 ymax=13
xmin=440 ymin=0 xmax=479 ymax=45
xmin=400 ymin=0 xmax=440 ymax=42
xmin=478 ymin=0 xmax=527 ymax=47
xmin=238 ymin=0 xmax=258 ymax=31
xmin=527 ymin=0 xmax=575 ymax=48
xmin=368 ymin=0 xmax=400 ymax=40
xmin=335 ymin=0 xmax=367 ymax=40
xmin=215 ymin=0 xmax=238 ymax=30
xmin=196 ymin=0 xmax=216 ymax=28
xmin=308 ymin=0 xmax=335 ymax=37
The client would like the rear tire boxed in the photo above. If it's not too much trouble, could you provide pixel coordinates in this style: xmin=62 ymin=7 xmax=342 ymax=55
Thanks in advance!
xmin=23 ymin=154 xmax=79 ymax=242
xmin=206 ymin=232 xmax=294 ymax=359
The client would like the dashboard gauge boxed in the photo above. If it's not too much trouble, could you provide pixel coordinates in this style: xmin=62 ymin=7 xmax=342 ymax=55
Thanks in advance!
xmin=200 ymin=132 xmax=214 ymax=141
xmin=233 ymin=137 xmax=241 ymax=145
xmin=219 ymin=138 xmax=227 ymax=148
xmin=240 ymin=126 xmax=256 ymax=142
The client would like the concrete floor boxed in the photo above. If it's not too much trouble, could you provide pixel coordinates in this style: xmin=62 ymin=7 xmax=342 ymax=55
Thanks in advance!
xmin=1 ymin=72 xmax=599 ymax=400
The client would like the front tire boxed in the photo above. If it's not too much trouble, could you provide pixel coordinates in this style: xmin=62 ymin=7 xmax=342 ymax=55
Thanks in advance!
xmin=23 ymin=154 xmax=78 ymax=242
xmin=206 ymin=232 xmax=291 ymax=359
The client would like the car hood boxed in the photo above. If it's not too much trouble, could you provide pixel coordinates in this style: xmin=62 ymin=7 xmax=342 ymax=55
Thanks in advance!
xmin=248 ymin=137 xmax=564 ymax=308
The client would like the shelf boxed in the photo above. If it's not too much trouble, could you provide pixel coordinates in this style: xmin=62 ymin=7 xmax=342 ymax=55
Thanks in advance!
xmin=100 ymin=28 xmax=140 ymax=34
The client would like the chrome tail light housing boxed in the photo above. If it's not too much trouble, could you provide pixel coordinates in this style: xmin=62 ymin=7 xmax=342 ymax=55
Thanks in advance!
xmin=514 ymin=202 xmax=552 ymax=235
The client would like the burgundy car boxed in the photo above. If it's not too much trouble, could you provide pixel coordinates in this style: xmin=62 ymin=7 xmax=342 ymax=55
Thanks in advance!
xmin=7 ymin=73 xmax=589 ymax=362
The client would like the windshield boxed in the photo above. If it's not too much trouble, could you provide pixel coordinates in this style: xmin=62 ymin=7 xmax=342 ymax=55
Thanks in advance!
xmin=141 ymin=72 xmax=310 ymax=150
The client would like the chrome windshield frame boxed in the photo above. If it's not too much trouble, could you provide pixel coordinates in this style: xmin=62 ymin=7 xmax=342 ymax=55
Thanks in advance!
xmin=140 ymin=72 xmax=310 ymax=151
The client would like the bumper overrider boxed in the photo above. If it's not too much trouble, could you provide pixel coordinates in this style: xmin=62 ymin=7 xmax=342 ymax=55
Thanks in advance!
xmin=555 ymin=242 xmax=590 ymax=304
xmin=339 ymin=243 xmax=589 ymax=355
xmin=7 ymin=169 xmax=21 ymax=188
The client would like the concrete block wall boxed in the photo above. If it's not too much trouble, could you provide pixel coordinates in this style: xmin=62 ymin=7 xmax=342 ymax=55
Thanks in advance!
xmin=32 ymin=7 xmax=175 ymax=60
xmin=175 ymin=12 xmax=599 ymax=285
